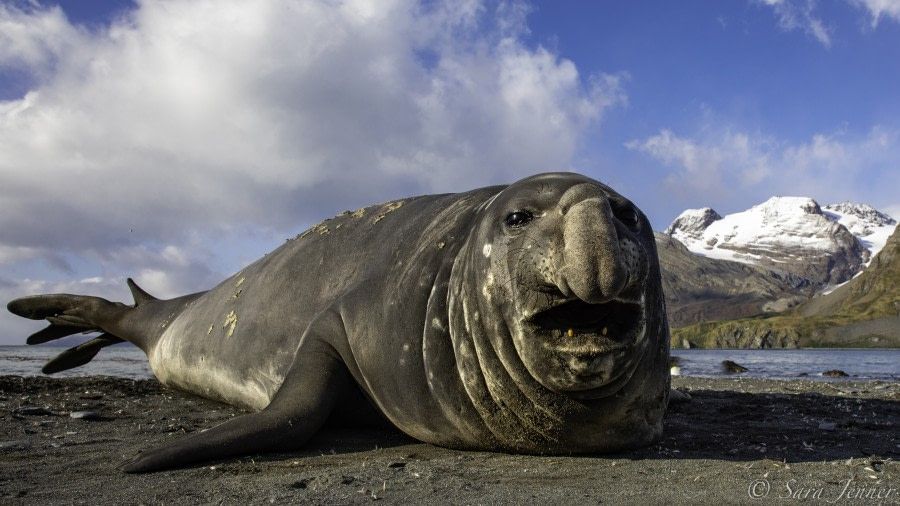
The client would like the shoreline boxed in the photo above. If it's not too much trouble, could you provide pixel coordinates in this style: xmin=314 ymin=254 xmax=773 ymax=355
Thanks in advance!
xmin=1 ymin=375 xmax=898 ymax=504
xmin=4 ymin=346 xmax=899 ymax=383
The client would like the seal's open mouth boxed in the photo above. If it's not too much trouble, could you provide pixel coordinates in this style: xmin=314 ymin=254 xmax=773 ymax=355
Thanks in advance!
xmin=527 ymin=298 xmax=644 ymax=354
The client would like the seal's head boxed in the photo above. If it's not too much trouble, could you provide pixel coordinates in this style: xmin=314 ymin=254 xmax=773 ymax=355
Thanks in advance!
xmin=455 ymin=172 xmax=665 ymax=402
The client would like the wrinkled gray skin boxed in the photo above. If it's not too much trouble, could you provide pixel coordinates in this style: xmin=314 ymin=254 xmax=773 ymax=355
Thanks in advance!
xmin=8 ymin=173 xmax=669 ymax=473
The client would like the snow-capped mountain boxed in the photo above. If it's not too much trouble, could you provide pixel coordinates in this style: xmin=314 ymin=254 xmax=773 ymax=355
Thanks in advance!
xmin=823 ymin=202 xmax=897 ymax=259
xmin=663 ymin=197 xmax=898 ymax=286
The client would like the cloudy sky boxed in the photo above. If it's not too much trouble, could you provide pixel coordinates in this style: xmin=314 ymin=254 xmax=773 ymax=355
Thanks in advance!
xmin=1 ymin=0 xmax=899 ymax=344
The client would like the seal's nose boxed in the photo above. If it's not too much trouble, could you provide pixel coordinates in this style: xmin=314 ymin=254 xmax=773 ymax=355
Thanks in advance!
xmin=556 ymin=184 xmax=629 ymax=304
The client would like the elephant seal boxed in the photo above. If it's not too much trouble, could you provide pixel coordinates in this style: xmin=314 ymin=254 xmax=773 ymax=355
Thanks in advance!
xmin=8 ymin=172 xmax=670 ymax=472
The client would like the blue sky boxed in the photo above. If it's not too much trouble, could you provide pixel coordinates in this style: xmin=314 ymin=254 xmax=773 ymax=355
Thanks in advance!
xmin=1 ymin=0 xmax=899 ymax=343
xmin=523 ymin=1 xmax=900 ymax=220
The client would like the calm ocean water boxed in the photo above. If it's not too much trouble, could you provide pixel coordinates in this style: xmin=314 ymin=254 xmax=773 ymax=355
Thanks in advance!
xmin=670 ymin=349 xmax=900 ymax=381
xmin=0 ymin=345 xmax=897 ymax=381
xmin=0 ymin=345 xmax=154 ymax=379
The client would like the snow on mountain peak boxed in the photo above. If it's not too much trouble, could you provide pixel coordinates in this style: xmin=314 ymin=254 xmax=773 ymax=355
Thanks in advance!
xmin=662 ymin=196 xmax=894 ymax=285
xmin=752 ymin=196 xmax=822 ymax=217
xmin=667 ymin=196 xmax=838 ymax=261
xmin=823 ymin=202 xmax=896 ymax=260
xmin=663 ymin=207 xmax=722 ymax=240
xmin=824 ymin=202 xmax=896 ymax=231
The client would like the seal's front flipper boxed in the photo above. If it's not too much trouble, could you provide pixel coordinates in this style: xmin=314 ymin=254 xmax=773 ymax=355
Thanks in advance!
xmin=120 ymin=335 xmax=352 ymax=473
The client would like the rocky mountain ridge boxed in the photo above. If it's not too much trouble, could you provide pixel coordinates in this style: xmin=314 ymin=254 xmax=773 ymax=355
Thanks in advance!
xmin=656 ymin=233 xmax=809 ymax=328
xmin=669 ymin=224 xmax=900 ymax=349
xmin=657 ymin=197 xmax=896 ymax=339
xmin=663 ymin=197 xmax=896 ymax=286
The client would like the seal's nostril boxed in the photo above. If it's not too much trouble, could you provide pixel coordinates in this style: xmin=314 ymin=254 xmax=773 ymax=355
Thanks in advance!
xmin=536 ymin=284 xmax=566 ymax=297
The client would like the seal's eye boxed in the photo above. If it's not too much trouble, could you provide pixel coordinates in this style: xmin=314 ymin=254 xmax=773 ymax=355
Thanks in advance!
xmin=615 ymin=206 xmax=641 ymax=231
xmin=505 ymin=210 xmax=534 ymax=228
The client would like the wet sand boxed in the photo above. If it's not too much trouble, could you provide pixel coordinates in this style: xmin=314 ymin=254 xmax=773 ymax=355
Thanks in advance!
xmin=1 ymin=375 xmax=897 ymax=504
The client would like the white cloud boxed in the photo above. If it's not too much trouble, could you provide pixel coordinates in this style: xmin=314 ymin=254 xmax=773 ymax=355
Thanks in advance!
xmin=757 ymin=0 xmax=900 ymax=42
xmin=625 ymin=129 xmax=773 ymax=198
xmin=851 ymin=0 xmax=900 ymax=27
xmin=1 ymin=0 xmax=621 ymax=248
xmin=0 ymin=245 xmax=41 ymax=264
xmin=0 ymin=3 xmax=82 ymax=72
xmin=0 ymin=0 xmax=624 ymax=343
xmin=627 ymin=126 xmax=900 ymax=215
xmin=757 ymin=0 xmax=832 ymax=48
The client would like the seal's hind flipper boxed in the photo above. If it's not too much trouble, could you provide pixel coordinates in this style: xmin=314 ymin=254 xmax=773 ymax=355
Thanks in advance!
xmin=9 ymin=281 xmax=205 ymax=375
xmin=25 ymin=323 xmax=94 ymax=345
xmin=8 ymin=294 xmax=95 ymax=321
xmin=8 ymin=294 xmax=103 ymax=346
xmin=42 ymin=333 xmax=125 ymax=374
xmin=8 ymin=294 xmax=118 ymax=345
xmin=8 ymin=293 xmax=133 ymax=372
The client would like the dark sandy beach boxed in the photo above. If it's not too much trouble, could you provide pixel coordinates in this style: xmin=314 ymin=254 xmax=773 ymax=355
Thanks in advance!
xmin=1 ymin=375 xmax=897 ymax=504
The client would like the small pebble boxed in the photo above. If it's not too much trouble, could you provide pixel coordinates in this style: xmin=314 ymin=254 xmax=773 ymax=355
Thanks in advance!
xmin=70 ymin=411 xmax=102 ymax=421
